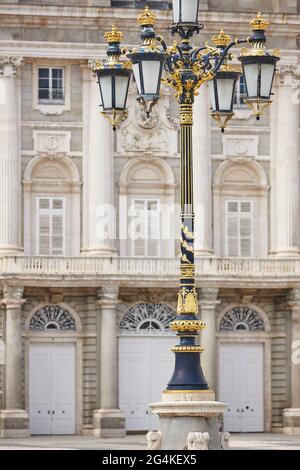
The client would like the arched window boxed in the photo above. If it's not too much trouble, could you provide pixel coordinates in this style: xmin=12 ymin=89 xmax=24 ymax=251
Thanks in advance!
xmin=119 ymin=303 xmax=177 ymax=335
xmin=213 ymin=160 xmax=268 ymax=258
xmin=29 ymin=305 xmax=77 ymax=331
xmin=119 ymin=158 xmax=176 ymax=258
xmin=23 ymin=154 xmax=81 ymax=256
xmin=219 ymin=306 xmax=265 ymax=332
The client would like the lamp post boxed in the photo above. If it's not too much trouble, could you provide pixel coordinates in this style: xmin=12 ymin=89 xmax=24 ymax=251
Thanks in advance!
xmin=94 ymin=4 xmax=280 ymax=448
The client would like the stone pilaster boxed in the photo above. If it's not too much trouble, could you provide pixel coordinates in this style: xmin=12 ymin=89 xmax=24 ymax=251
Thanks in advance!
xmin=93 ymin=286 xmax=125 ymax=437
xmin=193 ymin=85 xmax=214 ymax=256
xmin=199 ymin=288 xmax=220 ymax=390
xmin=0 ymin=286 xmax=29 ymax=438
xmin=283 ymin=289 xmax=300 ymax=435
xmin=82 ymin=65 xmax=116 ymax=256
xmin=0 ymin=57 xmax=23 ymax=255
xmin=272 ymin=65 xmax=300 ymax=257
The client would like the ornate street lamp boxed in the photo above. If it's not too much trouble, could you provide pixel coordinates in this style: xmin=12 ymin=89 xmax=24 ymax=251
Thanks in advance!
xmin=94 ymin=25 xmax=132 ymax=130
xmin=209 ymin=30 xmax=241 ymax=132
xmin=127 ymin=7 xmax=166 ymax=116
xmin=95 ymin=8 xmax=280 ymax=393
xmin=238 ymin=12 xmax=280 ymax=120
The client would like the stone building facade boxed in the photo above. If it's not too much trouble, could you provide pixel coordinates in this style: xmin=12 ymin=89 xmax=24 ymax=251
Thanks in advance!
xmin=0 ymin=1 xmax=300 ymax=437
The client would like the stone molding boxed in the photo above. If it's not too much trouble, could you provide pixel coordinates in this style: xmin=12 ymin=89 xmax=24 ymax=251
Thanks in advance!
xmin=277 ymin=64 xmax=300 ymax=86
xmin=97 ymin=286 xmax=120 ymax=307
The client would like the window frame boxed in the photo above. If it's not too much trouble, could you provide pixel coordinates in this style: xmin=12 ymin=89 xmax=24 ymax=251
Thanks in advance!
xmin=225 ymin=200 xmax=254 ymax=258
xmin=38 ymin=66 xmax=65 ymax=105
xmin=36 ymin=197 xmax=66 ymax=256
xmin=32 ymin=62 xmax=71 ymax=116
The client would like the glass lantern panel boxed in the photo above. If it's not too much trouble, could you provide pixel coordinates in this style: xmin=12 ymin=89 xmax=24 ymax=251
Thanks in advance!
xmin=173 ymin=0 xmax=198 ymax=23
xmin=208 ymin=80 xmax=217 ymax=111
xmin=99 ymin=74 xmax=112 ymax=109
xmin=115 ymin=75 xmax=130 ymax=109
xmin=244 ymin=63 xmax=259 ymax=98
xmin=142 ymin=61 xmax=161 ymax=95
xmin=181 ymin=0 xmax=198 ymax=23
xmin=217 ymin=78 xmax=235 ymax=111
xmin=260 ymin=63 xmax=275 ymax=98
xmin=132 ymin=63 xmax=142 ymax=94
xmin=173 ymin=0 xmax=180 ymax=23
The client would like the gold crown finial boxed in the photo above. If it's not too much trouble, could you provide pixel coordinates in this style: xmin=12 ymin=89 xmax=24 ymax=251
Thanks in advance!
xmin=250 ymin=12 xmax=270 ymax=31
xmin=104 ymin=25 xmax=123 ymax=44
xmin=212 ymin=28 xmax=231 ymax=47
xmin=137 ymin=6 xmax=157 ymax=26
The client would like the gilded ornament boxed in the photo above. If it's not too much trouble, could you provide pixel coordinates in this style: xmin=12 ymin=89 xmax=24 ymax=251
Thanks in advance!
xmin=137 ymin=6 xmax=156 ymax=26
xmin=212 ymin=29 xmax=231 ymax=48
xmin=171 ymin=345 xmax=204 ymax=353
xmin=250 ymin=12 xmax=270 ymax=31
xmin=104 ymin=25 xmax=123 ymax=44
xmin=177 ymin=287 xmax=199 ymax=315
xmin=170 ymin=319 xmax=206 ymax=333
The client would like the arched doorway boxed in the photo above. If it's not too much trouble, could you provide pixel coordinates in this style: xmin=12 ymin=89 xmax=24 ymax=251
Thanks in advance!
xmin=118 ymin=303 xmax=176 ymax=431
xmin=26 ymin=304 xmax=82 ymax=435
xmin=218 ymin=305 xmax=270 ymax=433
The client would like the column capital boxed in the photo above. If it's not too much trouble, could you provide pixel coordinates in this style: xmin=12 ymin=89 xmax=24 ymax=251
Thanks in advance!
xmin=276 ymin=64 xmax=300 ymax=86
xmin=288 ymin=289 xmax=300 ymax=313
xmin=1 ymin=286 xmax=25 ymax=309
xmin=0 ymin=57 xmax=24 ymax=77
xmin=199 ymin=288 xmax=220 ymax=308
xmin=97 ymin=285 xmax=120 ymax=307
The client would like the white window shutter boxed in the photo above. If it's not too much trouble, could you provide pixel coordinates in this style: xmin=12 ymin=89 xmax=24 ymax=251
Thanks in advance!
xmin=226 ymin=200 xmax=253 ymax=258
xmin=38 ymin=214 xmax=50 ymax=255
xmin=37 ymin=197 xmax=65 ymax=256
xmin=132 ymin=199 xmax=160 ymax=257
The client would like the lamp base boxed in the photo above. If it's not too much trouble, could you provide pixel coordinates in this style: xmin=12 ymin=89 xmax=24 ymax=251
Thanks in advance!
xmin=148 ymin=393 xmax=228 ymax=450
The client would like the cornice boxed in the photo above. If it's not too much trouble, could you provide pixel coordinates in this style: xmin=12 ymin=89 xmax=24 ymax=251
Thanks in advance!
xmin=0 ymin=5 xmax=299 ymax=34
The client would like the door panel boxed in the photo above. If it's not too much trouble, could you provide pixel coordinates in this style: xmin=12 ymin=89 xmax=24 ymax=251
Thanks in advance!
xmin=29 ymin=343 xmax=76 ymax=435
xmin=119 ymin=338 xmax=149 ymax=431
xmin=219 ymin=343 xmax=264 ymax=433
xmin=29 ymin=345 xmax=52 ymax=435
xmin=119 ymin=336 xmax=175 ymax=431
xmin=51 ymin=344 xmax=76 ymax=435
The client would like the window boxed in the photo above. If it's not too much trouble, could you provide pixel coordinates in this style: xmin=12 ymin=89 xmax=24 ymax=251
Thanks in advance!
xmin=131 ymin=199 xmax=161 ymax=257
xmin=38 ymin=67 xmax=64 ymax=104
xmin=225 ymin=201 xmax=253 ymax=258
xmin=233 ymin=75 xmax=247 ymax=108
xmin=37 ymin=197 xmax=65 ymax=256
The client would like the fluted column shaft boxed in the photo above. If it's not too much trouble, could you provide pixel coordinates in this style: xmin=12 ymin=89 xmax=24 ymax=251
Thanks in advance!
xmin=82 ymin=67 xmax=116 ymax=255
xmin=273 ymin=66 xmax=300 ymax=257
xmin=199 ymin=288 xmax=220 ymax=390
xmin=193 ymin=85 xmax=213 ymax=256
xmin=93 ymin=286 xmax=125 ymax=438
xmin=0 ymin=58 xmax=23 ymax=255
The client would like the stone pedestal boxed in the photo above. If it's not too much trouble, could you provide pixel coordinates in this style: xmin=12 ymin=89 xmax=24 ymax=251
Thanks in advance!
xmin=93 ymin=286 xmax=125 ymax=438
xmin=0 ymin=410 xmax=29 ymax=438
xmin=283 ymin=409 xmax=300 ymax=435
xmin=149 ymin=393 xmax=228 ymax=450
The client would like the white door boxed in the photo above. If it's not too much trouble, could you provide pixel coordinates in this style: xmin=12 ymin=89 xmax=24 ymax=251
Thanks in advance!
xmin=119 ymin=336 xmax=175 ymax=431
xmin=219 ymin=343 xmax=264 ymax=432
xmin=29 ymin=343 xmax=76 ymax=435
